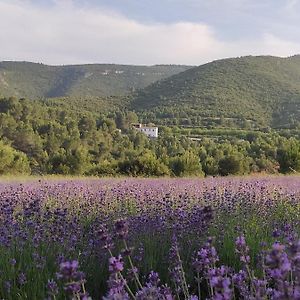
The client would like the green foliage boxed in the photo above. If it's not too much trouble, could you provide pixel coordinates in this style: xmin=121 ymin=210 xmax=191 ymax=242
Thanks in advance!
xmin=277 ymin=138 xmax=300 ymax=173
xmin=118 ymin=151 xmax=169 ymax=176
xmin=4 ymin=56 xmax=300 ymax=131
xmin=170 ymin=150 xmax=203 ymax=176
xmin=0 ymin=140 xmax=30 ymax=174
xmin=0 ymin=62 xmax=191 ymax=99
xmin=218 ymin=154 xmax=248 ymax=176
xmin=87 ymin=160 xmax=117 ymax=176
xmin=0 ymin=96 xmax=299 ymax=177
xmin=131 ymin=55 xmax=300 ymax=129
xmin=202 ymin=156 xmax=219 ymax=175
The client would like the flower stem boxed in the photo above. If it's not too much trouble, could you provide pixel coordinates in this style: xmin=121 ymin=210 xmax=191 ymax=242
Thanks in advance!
xmin=123 ymin=240 xmax=143 ymax=290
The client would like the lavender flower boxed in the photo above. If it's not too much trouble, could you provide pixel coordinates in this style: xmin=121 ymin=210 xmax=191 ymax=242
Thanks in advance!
xmin=207 ymin=266 xmax=232 ymax=300
xmin=56 ymin=260 xmax=89 ymax=299
xmin=46 ymin=279 xmax=59 ymax=296
xmin=109 ymin=256 xmax=124 ymax=274
xmin=235 ymin=235 xmax=250 ymax=265
xmin=114 ymin=219 xmax=129 ymax=240
xmin=18 ymin=272 xmax=27 ymax=285
xmin=193 ymin=238 xmax=219 ymax=274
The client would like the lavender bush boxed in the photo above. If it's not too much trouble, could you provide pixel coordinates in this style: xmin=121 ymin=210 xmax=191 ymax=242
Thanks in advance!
xmin=1 ymin=177 xmax=300 ymax=299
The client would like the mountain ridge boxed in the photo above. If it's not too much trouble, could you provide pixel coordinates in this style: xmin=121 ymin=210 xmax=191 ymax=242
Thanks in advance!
xmin=3 ymin=55 xmax=300 ymax=129
xmin=131 ymin=55 xmax=300 ymax=128
xmin=0 ymin=61 xmax=192 ymax=99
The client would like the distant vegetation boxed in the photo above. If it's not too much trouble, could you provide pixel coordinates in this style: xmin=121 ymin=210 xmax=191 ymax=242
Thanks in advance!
xmin=2 ymin=55 xmax=300 ymax=176
xmin=1 ymin=96 xmax=300 ymax=176
xmin=0 ymin=61 xmax=191 ymax=98
xmin=37 ymin=56 xmax=300 ymax=132
xmin=3 ymin=56 xmax=300 ymax=130
xmin=132 ymin=55 xmax=300 ymax=129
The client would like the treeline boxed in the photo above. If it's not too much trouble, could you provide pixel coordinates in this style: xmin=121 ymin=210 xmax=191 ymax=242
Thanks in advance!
xmin=1 ymin=97 xmax=300 ymax=177
xmin=136 ymin=105 xmax=300 ymax=130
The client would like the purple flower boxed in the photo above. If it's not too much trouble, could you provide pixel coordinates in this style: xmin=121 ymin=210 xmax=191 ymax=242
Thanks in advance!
xmin=109 ymin=256 xmax=124 ymax=274
xmin=235 ymin=235 xmax=250 ymax=265
xmin=265 ymin=243 xmax=291 ymax=280
xmin=104 ymin=274 xmax=129 ymax=300
xmin=147 ymin=271 xmax=160 ymax=287
xmin=57 ymin=260 xmax=80 ymax=280
xmin=64 ymin=282 xmax=81 ymax=294
xmin=135 ymin=273 xmax=174 ymax=300
xmin=232 ymin=270 xmax=249 ymax=297
xmin=193 ymin=238 xmax=219 ymax=274
xmin=10 ymin=258 xmax=16 ymax=266
xmin=114 ymin=219 xmax=129 ymax=239
xmin=56 ymin=259 xmax=87 ymax=298
xmin=272 ymin=228 xmax=281 ymax=238
xmin=18 ymin=272 xmax=27 ymax=285
xmin=46 ymin=279 xmax=59 ymax=296
xmin=4 ymin=281 xmax=11 ymax=293
xmin=208 ymin=266 xmax=232 ymax=300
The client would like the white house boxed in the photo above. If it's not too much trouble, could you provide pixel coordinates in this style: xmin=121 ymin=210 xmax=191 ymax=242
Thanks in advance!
xmin=132 ymin=123 xmax=158 ymax=138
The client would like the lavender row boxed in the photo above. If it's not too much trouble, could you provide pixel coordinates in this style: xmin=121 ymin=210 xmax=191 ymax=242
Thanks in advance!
xmin=1 ymin=176 xmax=300 ymax=299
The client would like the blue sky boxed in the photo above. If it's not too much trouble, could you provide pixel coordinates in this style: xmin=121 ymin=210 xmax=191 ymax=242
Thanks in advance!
xmin=1 ymin=0 xmax=300 ymax=65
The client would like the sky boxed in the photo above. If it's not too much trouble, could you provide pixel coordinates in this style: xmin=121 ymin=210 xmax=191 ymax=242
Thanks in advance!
xmin=1 ymin=0 xmax=300 ymax=65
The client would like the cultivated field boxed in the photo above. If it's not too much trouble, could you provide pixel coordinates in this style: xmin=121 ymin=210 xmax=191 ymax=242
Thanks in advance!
xmin=1 ymin=176 xmax=300 ymax=299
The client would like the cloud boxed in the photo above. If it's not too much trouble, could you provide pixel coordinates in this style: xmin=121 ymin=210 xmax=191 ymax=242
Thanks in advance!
xmin=285 ymin=0 xmax=299 ymax=10
xmin=0 ymin=0 xmax=300 ymax=65
xmin=221 ymin=33 xmax=300 ymax=59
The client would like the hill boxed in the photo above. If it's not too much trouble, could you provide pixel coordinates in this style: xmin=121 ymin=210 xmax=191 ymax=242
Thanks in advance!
xmin=0 ymin=61 xmax=191 ymax=99
xmin=4 ymin=56 xmax=300 ymax=130
xmin=131 ymin=55 xmax=300 ymax=129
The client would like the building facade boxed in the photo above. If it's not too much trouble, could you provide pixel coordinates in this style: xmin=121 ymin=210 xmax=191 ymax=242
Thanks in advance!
xmin=132 ymin=123 xmax=158 ymax=138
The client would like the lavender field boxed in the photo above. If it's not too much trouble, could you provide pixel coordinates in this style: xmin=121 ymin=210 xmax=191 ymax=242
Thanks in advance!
xmin=1 ymin=177 xmax=300 ymax=299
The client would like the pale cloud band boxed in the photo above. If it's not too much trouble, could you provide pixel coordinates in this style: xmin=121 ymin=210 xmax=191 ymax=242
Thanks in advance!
xmin=0 ymin=0 xmax=300 ymax=65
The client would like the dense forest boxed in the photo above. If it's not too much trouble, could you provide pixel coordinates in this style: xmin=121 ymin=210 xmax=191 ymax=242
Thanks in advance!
xmin=0 ymin=62 xmax=191 ymax=98
xmin=132 ymin=55 xmax=300 ymax=128
xmin=3 ymin=56 xmax=300 ymax=131
xmin=3 ymin=55 xmax=300 ymax=176
xmin=1 ymin=96 xmax=300 ymax=176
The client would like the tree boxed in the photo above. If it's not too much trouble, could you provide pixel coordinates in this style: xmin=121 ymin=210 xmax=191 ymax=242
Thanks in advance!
xmin=78 ymin=115 xmax=96 ymax=139
xmin=202 ymin=156 xmax=219 ymax=176
xmin=218 ymin=154 xmax=249 ymax=176
xmin=66 ymin=146 xmax=91 ymax=175
xmin=170 ymin=150 xmax=203 ymax=177
xmin=118 ymin=151 xmax=169 ymax=176
xmin=277 ymin=139 xmax=300 ymax=173
xmin=0 ymin=140 xmax=30 ymax=174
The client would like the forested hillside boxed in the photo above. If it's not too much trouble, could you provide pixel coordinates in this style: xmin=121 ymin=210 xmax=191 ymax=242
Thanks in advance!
xmin=2 ymin=96 xmax=300 ymax=176
xmin=0 ymin=62 xmax=191 ymax=98
xmin=132 ymin=55 xmax=300 ymax=129
xmin=3 ymin=56 xmax=300 ymax=176
xmin=4 ymin=56 xmax=300 ymax=130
